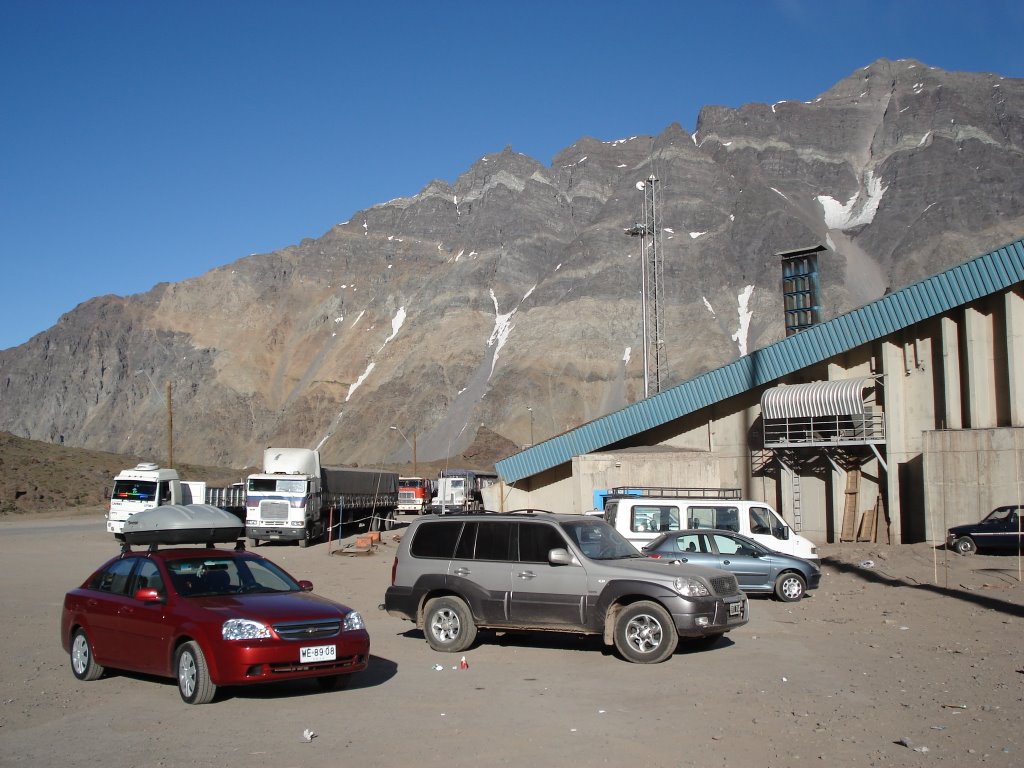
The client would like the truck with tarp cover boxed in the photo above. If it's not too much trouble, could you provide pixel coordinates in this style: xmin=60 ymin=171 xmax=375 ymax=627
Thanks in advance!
xmin=245 ymin=448 xmax=398 ymax=547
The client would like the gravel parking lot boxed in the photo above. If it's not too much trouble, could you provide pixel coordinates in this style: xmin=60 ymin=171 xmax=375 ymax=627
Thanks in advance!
xmin=2 ymin=511 xmax=1022 ymax=768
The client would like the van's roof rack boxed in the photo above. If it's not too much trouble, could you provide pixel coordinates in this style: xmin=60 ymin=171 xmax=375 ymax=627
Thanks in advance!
xmin=608 ymin=487 xmax=741 ymax=500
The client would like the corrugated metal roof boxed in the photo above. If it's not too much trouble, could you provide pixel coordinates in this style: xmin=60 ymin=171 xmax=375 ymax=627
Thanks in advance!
xmin=761 ymin=377 xmax=875 ymax=419
xmin=496 ymin=237 xmax=1024 ymax=483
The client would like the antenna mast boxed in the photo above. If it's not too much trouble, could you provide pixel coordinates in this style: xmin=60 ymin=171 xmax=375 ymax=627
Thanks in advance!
xmin=626 ymin=175 xmax=665 ymax=396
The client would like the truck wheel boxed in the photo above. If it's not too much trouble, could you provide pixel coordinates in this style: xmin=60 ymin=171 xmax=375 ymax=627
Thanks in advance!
xmin=613 ymin=601 xmax=678 ymax=664
xmin=370 ymin=510 xmax=395 ymax=532
xmin=423 ymin=596 xmax=477 ymax=653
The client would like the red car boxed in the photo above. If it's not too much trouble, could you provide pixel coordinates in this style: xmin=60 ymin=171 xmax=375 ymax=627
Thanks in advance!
xmin=60 ymin=544 xmax=370 ymax=704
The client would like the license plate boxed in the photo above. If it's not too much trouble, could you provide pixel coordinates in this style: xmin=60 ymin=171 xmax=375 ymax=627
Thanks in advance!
xmin=729 ymin=601 xmax=743 ymax=617
xmin=299 ymin=644 xmax=336 ymax=663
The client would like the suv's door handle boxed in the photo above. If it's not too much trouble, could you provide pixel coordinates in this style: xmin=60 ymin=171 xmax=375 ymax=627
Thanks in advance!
xmin=453 ymin=567 xmax=471 ymax=576
xmin=516 ymin=571 xmax=536 ymax=580
xmin=722 ymin=559 xmax=731 ymax=565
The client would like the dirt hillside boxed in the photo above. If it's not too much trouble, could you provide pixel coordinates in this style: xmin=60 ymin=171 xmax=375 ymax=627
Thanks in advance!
xmin=0 ymin=432 xmax=248 ymax=515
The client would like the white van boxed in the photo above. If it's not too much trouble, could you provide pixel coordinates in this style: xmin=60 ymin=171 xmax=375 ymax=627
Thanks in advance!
xmin=603 ymin=487 xmax=818 ymax=560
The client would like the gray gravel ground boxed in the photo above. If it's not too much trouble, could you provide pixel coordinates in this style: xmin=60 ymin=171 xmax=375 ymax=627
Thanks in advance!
xmin=2 ymin=512 xmax=1022 ymax=768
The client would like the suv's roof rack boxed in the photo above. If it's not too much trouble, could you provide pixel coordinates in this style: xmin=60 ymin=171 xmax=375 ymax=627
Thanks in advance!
xmin=430 ymin=508 xmax=552 ymax=517
xmin=608 ymin=487 xmax=741 ymax=500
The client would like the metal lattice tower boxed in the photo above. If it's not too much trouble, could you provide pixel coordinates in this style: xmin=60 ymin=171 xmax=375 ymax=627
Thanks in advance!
xmin=625 ymin=175 xmax=665 ymax=396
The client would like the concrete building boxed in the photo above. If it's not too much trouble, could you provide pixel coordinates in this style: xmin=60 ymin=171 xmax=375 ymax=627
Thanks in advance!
xmin=491 ymin=237 xmax=1024 ymax=546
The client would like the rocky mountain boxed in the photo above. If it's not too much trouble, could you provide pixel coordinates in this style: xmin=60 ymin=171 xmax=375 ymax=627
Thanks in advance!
xmin=2 ymin=59 xmax=1023 ymax=469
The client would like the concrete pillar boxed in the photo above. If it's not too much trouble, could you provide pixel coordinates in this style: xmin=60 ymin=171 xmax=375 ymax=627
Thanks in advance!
xmin=1007 ymin=289 xmax=1024 ymax=427
xmin=965 ymin=306 xmax=997 ymax=428
xmin=941 ymin=316 xmax=962 ymax=429
xmin=880 ymin=339 xmax=903 ymax=543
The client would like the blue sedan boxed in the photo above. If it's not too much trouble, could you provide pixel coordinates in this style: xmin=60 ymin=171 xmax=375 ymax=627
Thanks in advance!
xmin=642 ymin=529 xmax=821 ymax=601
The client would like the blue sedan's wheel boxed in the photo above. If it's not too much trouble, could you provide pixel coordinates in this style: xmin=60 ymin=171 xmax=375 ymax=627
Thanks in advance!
xmin=774 ymin=572 xmax=806 ymax=601
xmin=70 ymin=628 xmax=105 ymax=681
xmin=176 ymin=641 xmax=217 ymax=705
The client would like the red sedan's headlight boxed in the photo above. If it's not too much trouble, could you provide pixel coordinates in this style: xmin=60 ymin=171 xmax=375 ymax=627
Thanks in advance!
xmin=222 ymin=619 xmax=272 ymax=640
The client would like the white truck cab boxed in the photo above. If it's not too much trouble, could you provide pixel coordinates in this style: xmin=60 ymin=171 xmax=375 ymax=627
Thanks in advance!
xmin=604 ymin=487 xmax=818 ymax=560
xmin=107 ymin=463 xmax=204 ymax=536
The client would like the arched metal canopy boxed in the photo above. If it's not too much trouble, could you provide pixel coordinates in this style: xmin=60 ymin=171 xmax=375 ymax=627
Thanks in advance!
xmin=761 ymin=377 xmax=876 ymax=420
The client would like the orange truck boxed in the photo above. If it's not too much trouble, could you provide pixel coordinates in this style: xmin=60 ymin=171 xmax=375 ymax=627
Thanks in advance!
xmin=398 ymin=476 xmax=433 ymax=515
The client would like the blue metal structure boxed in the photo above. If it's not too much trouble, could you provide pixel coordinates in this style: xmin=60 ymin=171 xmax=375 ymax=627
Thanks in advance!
xmin=496 ymin=237 xmax=1024 ymax=483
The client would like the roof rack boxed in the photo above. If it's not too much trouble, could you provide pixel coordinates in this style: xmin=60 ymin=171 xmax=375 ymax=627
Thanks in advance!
xmin=427 ymin=508 xmax=552 ymax=517
xmin=120 ymin=538 xmax=247 ymax=554
xmin=608 ymin=487 xmax=741 ymax=500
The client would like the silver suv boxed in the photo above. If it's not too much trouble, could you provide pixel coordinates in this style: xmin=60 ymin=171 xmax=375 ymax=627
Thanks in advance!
xmin=383 ymin=511 xmax=748 ymax=663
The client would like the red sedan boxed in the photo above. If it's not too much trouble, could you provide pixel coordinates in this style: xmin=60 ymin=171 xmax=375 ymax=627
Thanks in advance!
xmin=60 ymin=544 xmax=370 ymax=704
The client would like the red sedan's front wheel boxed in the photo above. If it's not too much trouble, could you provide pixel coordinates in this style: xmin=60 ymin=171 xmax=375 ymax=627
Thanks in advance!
xmin=175 ymin=641 xmax=217 ymax=705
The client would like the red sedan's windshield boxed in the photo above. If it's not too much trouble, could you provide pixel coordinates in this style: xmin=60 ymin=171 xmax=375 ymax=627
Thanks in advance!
xmin=165 ymin=557 xmax=300 ymax=597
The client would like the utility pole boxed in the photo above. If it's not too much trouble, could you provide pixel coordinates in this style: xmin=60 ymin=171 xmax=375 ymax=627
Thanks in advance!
xmin=166 ymin=381 xmax=174 ymax=468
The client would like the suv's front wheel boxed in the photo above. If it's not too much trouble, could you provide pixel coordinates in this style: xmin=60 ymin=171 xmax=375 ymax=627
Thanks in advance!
xmin=613 ymin=601 xmax=678 ymax=664
xmin=423 ymin=596 xmax=478 ymax=653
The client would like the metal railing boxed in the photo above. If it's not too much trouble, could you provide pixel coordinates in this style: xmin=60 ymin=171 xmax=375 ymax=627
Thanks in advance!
xmin=762 ymin=409 xmax=885 ymax=448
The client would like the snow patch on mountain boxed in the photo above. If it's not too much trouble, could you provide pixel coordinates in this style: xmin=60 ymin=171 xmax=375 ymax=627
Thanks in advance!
xmin=730 ymin=285 xmax=755 ymax=356
xmin=378 ymin=306 xmax=406 ymax=352
xmin=818 ymin=170 xmax=887 ymax=230
xmin=486 ymin=286 xmax=534 ymax=378
xmin=346 ymin=362 xmax=375 ymax=402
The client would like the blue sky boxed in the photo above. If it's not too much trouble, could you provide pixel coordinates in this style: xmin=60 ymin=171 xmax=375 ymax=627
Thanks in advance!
xmin=2 ymin=0 xmax=1023 ymax=351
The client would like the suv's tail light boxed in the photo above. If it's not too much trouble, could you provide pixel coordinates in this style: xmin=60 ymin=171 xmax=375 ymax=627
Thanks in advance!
xmin=646 ymin=553 xmax=662 ymax=559
xmin=390 ymin=556 xmax=398 ymax=585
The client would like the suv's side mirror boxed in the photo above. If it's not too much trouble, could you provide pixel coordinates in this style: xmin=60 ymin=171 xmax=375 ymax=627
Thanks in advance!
xmin=548 ymin=548 xmax=573 ymax=566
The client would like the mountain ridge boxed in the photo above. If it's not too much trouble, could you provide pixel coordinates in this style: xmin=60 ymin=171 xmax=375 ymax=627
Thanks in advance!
xmin=2 ymin=58 xmax=1022 ymax=470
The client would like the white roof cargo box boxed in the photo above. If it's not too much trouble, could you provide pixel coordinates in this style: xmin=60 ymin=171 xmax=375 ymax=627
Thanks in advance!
xmin=121 ymin=504 xmax=244 ymax=545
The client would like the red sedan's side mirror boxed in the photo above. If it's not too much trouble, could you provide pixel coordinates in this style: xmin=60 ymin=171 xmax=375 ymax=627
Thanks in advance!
xmin=298 ymin=580 xmax=314 ymax=592
xmin=134 ymin=587 xmax=163 ymax=602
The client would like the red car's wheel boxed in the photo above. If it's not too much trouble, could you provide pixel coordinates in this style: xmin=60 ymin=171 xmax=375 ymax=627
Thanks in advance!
xmin=70 ymin=628 xmax=105 ymax=681
xmin=176 ymin=641 xmax=217 ymax=705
